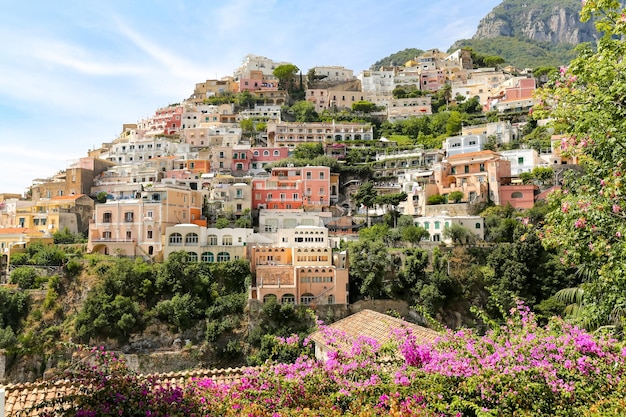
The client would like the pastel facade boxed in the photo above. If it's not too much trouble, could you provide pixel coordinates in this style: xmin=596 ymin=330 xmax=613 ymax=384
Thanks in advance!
xmin=310 ymin=66 xmax=354 ymax=82
xmin=386 ymin=97 xmax=433 ymax=122
xmin=187 ymin=78 xmax=233 ymax=103
xmin=357 ymin=69 xmax=396 ymax=95
xmin=445 ymin=135 xmax=488 ymax=157
xmin=13 ymin=194 xmax=94 ymax=235
xmin=267 ymin=121 xmax=373 ymax=148
xmin=163 ymin=225 xmax=253 ymax=262
xmin=87 ymin=185 xmax=204 ymax=259
xmin=499 ymin=184 xmax=539 ymax=209
xmin=461 ymin=121 xmax=520 ymax=145
xmin=434 ymin=151 xmax=511 ymax=205
xmin=0 ymin=228 xmax=54 ymax=283
xmin=250 ymin=147 xmax=290 ymax=171
xmin=306 ymin=89 xmax=366 ymax=113
xmin=414 ymin=213 xmax=485 ymax=244
xmin=498 ymin=149 xmax=543 ymax=176
xmin=252 ymin=166 xmax=330 ymax=210
xmin=258 ymin=209 xmax=325 ymax=233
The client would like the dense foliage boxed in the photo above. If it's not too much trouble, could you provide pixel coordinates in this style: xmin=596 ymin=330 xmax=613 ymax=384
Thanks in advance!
xmin=23 ymin=304 xmax=626 ymax=416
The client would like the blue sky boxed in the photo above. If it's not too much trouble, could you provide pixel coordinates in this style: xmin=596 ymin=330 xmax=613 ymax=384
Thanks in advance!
xmin=0 ymin=0 xmax=502 ymax=195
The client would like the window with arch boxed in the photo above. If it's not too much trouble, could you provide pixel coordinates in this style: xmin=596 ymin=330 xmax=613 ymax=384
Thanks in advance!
xmin=185 ymin=233 xmax=198 ymax=245
xmin=273 ymin=150 xmax=280 ymax=156
xmin=169 ymin=233 xmax=183 ymax=245
xmin=222 ymin=235 xmax=233 ymax=245
xmin=187 ymin=252 xmax=198 ymax=262
xmin=201 ymin=251 xmax=214 ymax=262
xmin=263 ymin=294 xmax=277 ymax=303
xmin=423 ymin=221 xmax=430 ymax=229
xmin=263 ymin=150 xmax=270 ymax=156
xmin=511 ymin=191 xmax=524 ymax=199
xmin=208 ymin=234 xmax=218 ymax=245
xmin=327 ymin=294 xmax=335 ymax=304
xmin=217 ymin=251 xmax=230 ymax=262
xmin=253 ymin=150 xmax=259 ymax=156
xmin=281 ymin=294 xmax=295 ymax=304
xmin=475 ymin=223 xmax=482 ymax=229
xmin=435 ymin=221 xmax=441 ymax=230
xmin=300 ymin=293 xmax=315 ymax=304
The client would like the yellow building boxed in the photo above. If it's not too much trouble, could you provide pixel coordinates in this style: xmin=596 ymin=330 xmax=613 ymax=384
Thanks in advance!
xmin=0 ymin=228 xmax=54 ymax=284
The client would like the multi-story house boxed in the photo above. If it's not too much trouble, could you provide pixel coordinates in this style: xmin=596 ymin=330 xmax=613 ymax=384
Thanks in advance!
xmin=414 ymin=213 xmax=485 ymax=243
xmin=103 ymin=133 xmax=177 ymax=165
xmin=183 ymin=122 xmax=241 ymax=148
xmin=371 ymin=148 xmax=444 ymax=178
xmin=396 ymin=170 xmax=440 ymax=216
xmin=236 ymin=70 xmax=279 ymax=93
xmin=163 ymin=225 xmax=253 ymax=262
xmin=386 ymin=97 xmax=432 ymax=122
xmin=306 ymin=88 xmax=365 ymax=113
xmin=187 ymin=78 xmax=234 ymax=103
xmin=258 ymin=209 xmax=327 ymax=233
xmin=237 ymin=105 xmax=282 ymax=122
xmin=486 ymin=77 xmax=536 ymax=113
xmin=12 ymin=194 xmax=94 ymax=235
xmin=498 ymin=149 xmax=543 ymax=176
xmin=252 ymin=166 xmax=330 ymax=210
xmin=444 ymin=134 xmax=488 ymax=157
xmin=310 ymin=66 xmax=354 ymax=82
xmin=434 ymin=150 xmax=511 ymax=205
xmin=87 ymin=184 xmax=204 ymax=259
xmin=136 ymin=105 xmax=184 ymax=136
xmin=206 ymin=179 xmax=252 ymax=219
xmin=451 ymin=68 xmax=510 ymax=108
xmin=267 ymin=121 xmax=373 ymax=148
xmin=250 ymin=147 xmax=290 ymax=171
xmin=0 ymin=227 xmax=54 ymax=283
xmin=30 ymin=157 xmax=115 ymax=200
xmin=357 ymin=68 xmax=397 ymax=95
xmin=462 ymin=121 xmax=520 ymax=146
xmin=249 ymin=225 xmax=349 ymax=305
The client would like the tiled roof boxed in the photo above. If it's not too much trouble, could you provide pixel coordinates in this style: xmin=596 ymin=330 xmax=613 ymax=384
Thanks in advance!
xmin=51 ymin=194 xmax=85 ymax=201
xmin=309 ymin=309 xmax=440 ymax=347
xmin=0 ymin=228 xmax=43 ymax=237
xmin=2 ymin=366 xmax=258 ymax=417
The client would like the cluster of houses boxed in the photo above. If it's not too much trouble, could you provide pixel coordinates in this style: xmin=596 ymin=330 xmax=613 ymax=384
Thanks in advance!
xmin=0 ymin=50 xmax=574 ymax=307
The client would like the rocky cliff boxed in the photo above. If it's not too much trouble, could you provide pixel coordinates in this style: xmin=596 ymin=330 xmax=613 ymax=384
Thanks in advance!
xmin=472 ymin=0 xmax=596 ymax=45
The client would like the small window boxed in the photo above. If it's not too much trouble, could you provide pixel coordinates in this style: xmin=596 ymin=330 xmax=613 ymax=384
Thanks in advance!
xmin=475 ymin=223 xmax=481 ymax=229
xmin=511 ymin=192 xmax=524 ymax=199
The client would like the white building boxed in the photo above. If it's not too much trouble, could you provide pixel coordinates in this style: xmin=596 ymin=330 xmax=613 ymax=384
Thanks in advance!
xmin=498 ymin=149 xmax=544 ymax=176
xmin=310 ymin=66 xmax=354 ymax=82
xmin=414 ymin=212 xmax=484 ymax=244
xmin=163 ymin=225 xmax=254 ymax=262
xmin=444 ymin=134 xmax=488 ymax=157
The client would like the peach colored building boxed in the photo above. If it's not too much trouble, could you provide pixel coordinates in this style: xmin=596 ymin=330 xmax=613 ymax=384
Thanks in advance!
xmin=434 ymin=150 xmax=511 ymax=205
xmin=252 ymin=166 xmax=330 ymax=210
xmin=267 ymin=121 xmax=373 ymax=148
xmin=163 ymin=225 xmax=253 ymax=262
xmin=499 ymin=184 xmax=539 ymax=209
xmin=13 ymin=194 xmax=94 ymax=235
xmin=249 ymin=226 xmax=349 ymax=305
xmin=87 ymin=185 xmax=204 ymax=259
xmin=0 ymin=227 xmax=54 ymax=283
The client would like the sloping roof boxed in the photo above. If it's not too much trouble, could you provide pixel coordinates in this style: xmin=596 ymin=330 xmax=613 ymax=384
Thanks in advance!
xmin=2 ymin=366 xmax=258 ymax=417
xmin=0 ymin=228 xmax=45 ymax=237
xmin=309 ymin=309 xmax=440 ymax=348
xmin=51 ymin=194 xmax=85 ymax=201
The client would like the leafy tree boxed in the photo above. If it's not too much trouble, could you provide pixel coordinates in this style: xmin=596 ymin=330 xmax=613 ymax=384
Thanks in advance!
xmin=240 ymin=118 xmax=254 ymax=137
xmin=236 ymin=90 xmax=256 ymax=109
xmin=395 ymin=247 xmax=429 ymax=298
xmin=10 ymin=266 xmax=39 ymax=289
xmin=95 ymin=191 xmax=108 ymax=203
xmin=273 ymin=64 xmax=299 ymax=92
xmin=53 ymin=227 xmax=84 ymax=244
xmin=0 ymin=286 xmax=29 ymax=332
xmin=427 ymin=194 xmax=445 ymax=205
xmin=215 ymin=217 xmax=230 ymax=229
xmin=401 ymin=225 xmax=429 ymax=246
xmin=353 ymin=182 xmax=378 ymax=226
xmin=288 ymin=100 xmax=319 ymax=122
xmin=348 ymin=239 xmax=391 ymax=300
xmin=443 ymin=223 xmax=475 ymax=245
xmin=448 ymin=191 xmax=464 ymax=203
xmin=292 ymin=143 xmax=324 ymax=160
xmin=352 ymin=100 xmax=377 ymax=113
xmin=532 ymin=1 xmax=626 ymax=327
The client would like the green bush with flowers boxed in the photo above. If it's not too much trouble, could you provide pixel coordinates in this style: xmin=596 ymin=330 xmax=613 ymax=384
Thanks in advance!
xmin=18 ymin=302 xmax=626 ymax=417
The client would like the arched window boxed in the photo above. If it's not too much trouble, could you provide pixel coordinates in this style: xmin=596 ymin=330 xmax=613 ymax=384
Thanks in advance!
xmin=475 ymin=223 xmax=482 ymax=229
xmin=423 ymin=222 xmax=430 ymax=229
xmin=327 ymin=294 xmax=335 ymax=305
xmin=208 ymin=234 xmax=218 ymax=245
xmin=434 ymin=221 xmax=441 ymax=230
xmin=511 ymin=191 xmax=524 ymax=199
xmin=185 ymin=233 xmax=198 ymax=245
xmin=217 ymin=251 xmax=230 ymax=262
xmin=300 ymin=293 xmax=315 ymax=304
xmin=263 ymin=294 xmax=277 ymax=303
xmin=201 ymin=251 xmax=214 ymax=262
xmin=222 ymin=235 xmax=233 ymax=245
xmin=281 ymin=294 xmax=295 ymax=304
xmin=263 ymin=150 xmax=270 ymax=156
xmin=187 ymin=252 xmax=198 ymax=262
xmin=169 ymin=233 xmax=182 ymax=245
xmin=274 ymin=150 xmax=280 ymax=156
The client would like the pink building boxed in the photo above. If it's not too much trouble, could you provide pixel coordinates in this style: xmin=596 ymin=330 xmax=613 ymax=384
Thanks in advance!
xmin=499 ymin=184 xmax=539 ymax=209
xmin=252 ymin=166 xmax=330 ymax=210
xmin=251 ymin=147 xmax=290 ymax=171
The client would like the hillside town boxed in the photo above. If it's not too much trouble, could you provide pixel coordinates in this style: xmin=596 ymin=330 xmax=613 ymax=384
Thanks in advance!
xmin=0 ymin=49 xmax=566 ymax=308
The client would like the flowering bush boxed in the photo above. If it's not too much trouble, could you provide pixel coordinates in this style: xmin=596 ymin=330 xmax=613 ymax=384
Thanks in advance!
xmin=22 ymin=305 xmax=626 ymax=416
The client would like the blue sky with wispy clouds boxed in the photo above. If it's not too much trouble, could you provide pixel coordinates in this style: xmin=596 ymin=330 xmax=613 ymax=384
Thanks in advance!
xmin=0 ymin=0 xmax=501 ymax=194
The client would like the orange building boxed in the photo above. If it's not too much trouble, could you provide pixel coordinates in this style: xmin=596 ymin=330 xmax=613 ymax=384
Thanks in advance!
xmin=252 ymin=166 xmax=330 ymax=210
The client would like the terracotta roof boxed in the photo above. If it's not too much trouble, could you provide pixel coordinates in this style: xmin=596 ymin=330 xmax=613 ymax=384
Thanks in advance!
xmin=0 ymin=228 xmax=44 ymax=237
xmin=309 ymin=309 xmax=440 ymax=348
xmin=447 ymin=150 xmax=500 ymax=160
xmin=2 ymin=366 xmax=258 ymax=417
